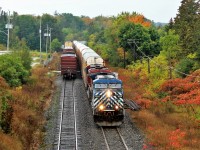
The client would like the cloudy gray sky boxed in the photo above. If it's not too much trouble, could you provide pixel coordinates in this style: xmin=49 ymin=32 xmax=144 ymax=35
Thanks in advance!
xmin=1 ymin=0 xmax=182 ymax=22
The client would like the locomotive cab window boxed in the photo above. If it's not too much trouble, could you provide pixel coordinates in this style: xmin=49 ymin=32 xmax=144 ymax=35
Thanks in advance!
xmin=94 ymin=84 xmax=108 ymax=89
xmin=108 ymin=84 xmax=122 ymax=88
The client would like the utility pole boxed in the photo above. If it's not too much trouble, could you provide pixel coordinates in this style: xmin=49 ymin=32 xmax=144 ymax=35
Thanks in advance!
xmin=5 ymin=11 xmax=13 ymax=51
xmin=127 ymin=39 xmax=140 ymax=62
xmin=123 ymin=48 xmax=125 ymax=69
xmin=169 ymin=49 xmax=172 ymax=79
xmin=44 ymin=24 xmax=49 ymax=59
xmin=49 ymin=28 xmax=53 ymax=54
xmin=133 ymin=40 xmax=136 ymax=62
xmin=39 ymin=17 xmax=42 ymax=63
xmin=147 ymin=57 xmax=150 ymax=74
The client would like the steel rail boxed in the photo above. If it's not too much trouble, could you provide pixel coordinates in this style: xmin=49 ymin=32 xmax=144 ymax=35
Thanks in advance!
xmin=116 ymin=128 xmax=129 ymax=150
xmin=101 ymin=127 xmax=110 ymax=150
xmin=57 ymin=81 xmax=66 ymax=150
xmin=73 ymin=80 xmax=78 ymax=149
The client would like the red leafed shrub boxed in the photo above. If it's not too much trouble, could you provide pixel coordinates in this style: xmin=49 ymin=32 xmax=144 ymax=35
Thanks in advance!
xmin=160 ymin=79 xmax=200 ymax=95
xmin=168 ymin=129 xmax=186 ymax=149
xmin=174 ymin=99 xmax=187 ymax=105
xmin=188 ymin=95 xmax=200 ymax=105
xmin=159 ymin=70 xmax=200 ymax=105
xmin=136 ymin=99 xmax=152 ymax=109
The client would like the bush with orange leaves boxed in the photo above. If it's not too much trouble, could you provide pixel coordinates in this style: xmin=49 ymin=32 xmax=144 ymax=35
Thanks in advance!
xmin=159 ymin=70 xmax=200 ymax=105
xmin=168 ymin=129 xmax=186 ymax=149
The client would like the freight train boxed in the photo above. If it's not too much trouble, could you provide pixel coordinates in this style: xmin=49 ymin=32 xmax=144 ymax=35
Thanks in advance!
xmin=73 ymin=41 xmax=125 ymax=126
xmin=60 ymin=41 xmax=77 ymax=79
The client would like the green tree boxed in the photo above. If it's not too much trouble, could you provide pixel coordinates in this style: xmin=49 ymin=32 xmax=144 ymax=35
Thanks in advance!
xmin=14 ymin=15 xmax=39 ymax=50
xmin=165 ymin=18 xmax=174 ymax=32
xmin=175 ymin=58 xmax=195 ymax=78
xmin=0 ymin=54 xmax=29 ymax=87
xmin=118 ymin=22 xmax=159 ymax=65
xmin=0 ymin=10 xmax=7 ymax=46
xmin=51 ymin=38 xmax=62 ymax=51
xmin=174 ymin=0 xmax=200 ymax=57
xmin=160 ymin=30 xmax=181 ymax=59
xmin=160 ymin=30 xmax=181 ymax=78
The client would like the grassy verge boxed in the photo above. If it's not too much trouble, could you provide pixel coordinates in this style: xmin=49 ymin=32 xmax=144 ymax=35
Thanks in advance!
xmin=0 ymin=53 xmax=59 ymax=149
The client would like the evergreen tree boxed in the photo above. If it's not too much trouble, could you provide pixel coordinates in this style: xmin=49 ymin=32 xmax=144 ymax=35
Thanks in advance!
xmin=174 ymin=0 xmax=200 ymax=57
xmin=0 ymin=10 xmax=7 ymax=46
xmin=165 ymin=18 xmax=174 ymax=32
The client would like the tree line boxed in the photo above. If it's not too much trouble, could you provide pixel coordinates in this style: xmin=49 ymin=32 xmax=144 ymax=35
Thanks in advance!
xmin=0 ymin=0 xmax=199 ymax=74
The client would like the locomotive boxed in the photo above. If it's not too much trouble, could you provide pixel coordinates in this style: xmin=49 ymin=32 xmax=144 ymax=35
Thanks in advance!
xmin=73 ymin=41 xmax=125 ymax=126
xmin=60 ymin=41 xmax=77 ymax=79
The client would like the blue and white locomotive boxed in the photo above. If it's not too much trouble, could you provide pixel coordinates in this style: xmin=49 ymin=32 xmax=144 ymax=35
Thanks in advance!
xmin=92 ymin=75 xmax=124 ymax=126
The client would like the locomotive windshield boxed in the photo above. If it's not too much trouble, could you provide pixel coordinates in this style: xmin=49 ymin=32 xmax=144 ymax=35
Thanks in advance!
xmin=94 ymin=84 xmax=107 ymax=88
xmin=108 ymin=84 xmax=122 ymax=88
xmin=94 ymin=83 xmax=122 ymax=89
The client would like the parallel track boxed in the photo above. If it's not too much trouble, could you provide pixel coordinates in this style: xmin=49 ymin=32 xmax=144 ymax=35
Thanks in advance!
xmin=101 ymin=127 xmax=129 ymax=150
xmin=56 ymin=80 xmax=78 ymax=150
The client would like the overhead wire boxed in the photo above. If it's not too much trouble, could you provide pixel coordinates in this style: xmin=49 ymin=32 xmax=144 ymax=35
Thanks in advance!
xmin=133 ymin=41 xmax=200 ymax=79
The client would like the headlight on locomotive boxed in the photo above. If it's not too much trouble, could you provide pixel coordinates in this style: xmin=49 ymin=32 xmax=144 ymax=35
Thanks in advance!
xmin=115 ymin=105 xmax=119 ymax=110
xmin=99 ymin=105 xmax=105 ymax=111
xmin=106 ymin=89 xmax=112 ymax=98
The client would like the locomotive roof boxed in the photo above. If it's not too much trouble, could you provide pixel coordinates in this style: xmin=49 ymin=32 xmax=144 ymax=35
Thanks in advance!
xmin=93 ymin=75 xmax=122 ymax=84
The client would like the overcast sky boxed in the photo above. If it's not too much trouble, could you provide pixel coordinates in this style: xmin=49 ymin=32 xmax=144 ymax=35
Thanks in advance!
xmin=1 ymin=0 xmax=182 ymax=22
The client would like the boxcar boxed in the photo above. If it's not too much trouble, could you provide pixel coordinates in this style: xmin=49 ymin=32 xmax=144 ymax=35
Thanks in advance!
xmin=60 ymin=53 xmax=77 ymax=79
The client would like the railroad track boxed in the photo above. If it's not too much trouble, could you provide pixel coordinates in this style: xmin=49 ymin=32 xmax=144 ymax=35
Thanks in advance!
xmin=101 ymin=127 xmax=129 ymax=150
xmin=54 ymin=80 xmax=78 ymax=150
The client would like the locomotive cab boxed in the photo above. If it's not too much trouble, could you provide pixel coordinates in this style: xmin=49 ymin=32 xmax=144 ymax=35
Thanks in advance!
xmin=92 ymin=75 xmax=125 ymax=126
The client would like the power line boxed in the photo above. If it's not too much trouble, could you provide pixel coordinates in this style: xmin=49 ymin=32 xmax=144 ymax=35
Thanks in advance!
xmin=134 ymin=41 xmax=200 ymax=79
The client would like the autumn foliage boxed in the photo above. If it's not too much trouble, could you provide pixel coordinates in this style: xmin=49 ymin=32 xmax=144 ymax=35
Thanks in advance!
xmin=128 ymin=15 xmax=151 ymax=27
xmin=0 ymin=53 xmax=59 ymax=150
xmin=112 ymin=64 xmax=200 ymax=149
xmin=160 ymin=70 xmax=200 ymax=105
